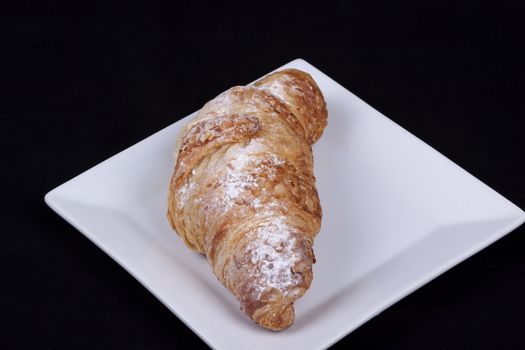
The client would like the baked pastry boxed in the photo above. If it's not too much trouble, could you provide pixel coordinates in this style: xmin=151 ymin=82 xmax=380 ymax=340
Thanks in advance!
xmin=167 ymin=68 xmax=327 ymax=330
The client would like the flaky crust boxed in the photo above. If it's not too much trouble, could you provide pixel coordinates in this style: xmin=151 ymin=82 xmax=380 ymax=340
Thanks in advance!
xmin=167 ymin=69 xmax=327 ymax=330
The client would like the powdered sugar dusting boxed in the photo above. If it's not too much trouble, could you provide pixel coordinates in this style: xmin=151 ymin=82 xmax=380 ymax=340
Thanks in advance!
xmin=178 ymin=180 xmax=195 ymax=207
xmin=247 ymin=216 xmax=302 ymax=298
xmin=217 ymin=141 xmax=285 ymax=211
xmin=221 ymin=149 xmax=258 ymax=208
xmin=257 ymin=74 xmax=292 ymax=104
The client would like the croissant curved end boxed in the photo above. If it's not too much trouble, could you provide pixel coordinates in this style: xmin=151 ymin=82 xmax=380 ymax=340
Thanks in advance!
xmin=253 ymin=301 xmax=295 ymax=331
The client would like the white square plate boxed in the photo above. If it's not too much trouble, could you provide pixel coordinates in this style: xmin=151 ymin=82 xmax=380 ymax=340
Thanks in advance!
xmin=45 ymin=59 xmax=525 ymax=350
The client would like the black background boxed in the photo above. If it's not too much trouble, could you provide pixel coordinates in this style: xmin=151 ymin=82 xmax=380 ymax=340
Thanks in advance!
xmin=2 ymin=1 xmax=524 ymax=349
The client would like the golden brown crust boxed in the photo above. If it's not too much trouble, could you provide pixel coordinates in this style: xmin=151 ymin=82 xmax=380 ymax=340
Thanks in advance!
xmin=255 ymin=69 xmax=328 ymax=144
xmin=167 ymin=69 xmax=327 ymax=330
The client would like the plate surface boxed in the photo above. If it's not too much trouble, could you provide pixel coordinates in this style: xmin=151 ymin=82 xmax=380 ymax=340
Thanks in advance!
xmin=45 ymin=59 xmax=524 ymax=350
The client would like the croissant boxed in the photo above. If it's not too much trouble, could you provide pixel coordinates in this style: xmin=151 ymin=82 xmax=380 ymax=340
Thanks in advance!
xmin=167 ymin=68 xmax=327 ymax=330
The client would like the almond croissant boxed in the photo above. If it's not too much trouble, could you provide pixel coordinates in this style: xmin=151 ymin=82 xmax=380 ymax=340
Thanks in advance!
xmin=167 ymin=68 xmax=327 ymax=330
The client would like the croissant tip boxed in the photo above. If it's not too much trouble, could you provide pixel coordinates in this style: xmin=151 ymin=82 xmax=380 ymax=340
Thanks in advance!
xmin=255 ymin=303 xmax=295 ymax=331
